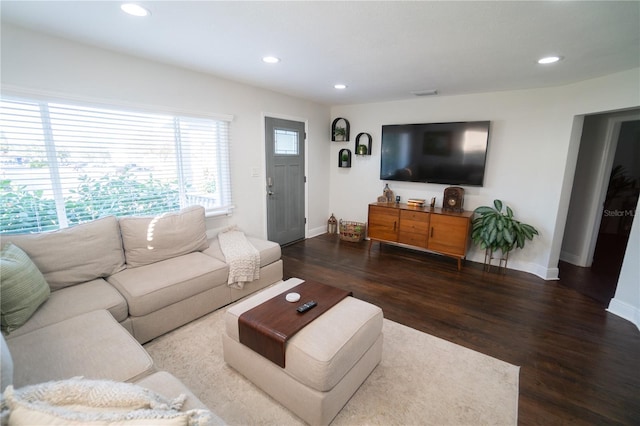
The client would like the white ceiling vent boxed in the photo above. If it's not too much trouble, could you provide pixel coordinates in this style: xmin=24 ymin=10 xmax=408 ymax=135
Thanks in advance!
xmin=411 ymin=89 xmax=438 ymax=97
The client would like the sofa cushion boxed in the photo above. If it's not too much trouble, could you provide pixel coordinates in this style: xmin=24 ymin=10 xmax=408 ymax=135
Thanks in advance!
xmin=5 ymin=310 xmax=154 ymax=388
xmin=203 ymin=236 xmax=281 ymax=268
xmin=107 ymin=252 xmax=228 ymax=317
xmin=4 ymin=377 xmax=216 ymax=426
xmin=5 ymin=278 xmax=129 ymax=338
xmin=0 ymin=243 xmax=51 ymax=333
xmin=1 ymin=216 xmax=126 ymax=290
xmin=119 ymin=206 xmax=209 ymax=268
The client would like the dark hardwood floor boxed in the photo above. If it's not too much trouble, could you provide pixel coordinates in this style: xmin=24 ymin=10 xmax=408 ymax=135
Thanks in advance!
xmin=281 ymin=234 xmax=640 ymax=425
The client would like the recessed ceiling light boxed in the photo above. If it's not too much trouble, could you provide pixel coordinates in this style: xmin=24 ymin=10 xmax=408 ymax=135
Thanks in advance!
xmin=121 ymin=3 xmax=150 ymax=17
xmin=334 ymin=84 xmax=347 ymax=90
xmin=538 ymin=56 xmax=562 ymax=64
xmin=262 ymin=56 xmax=280 ymax=64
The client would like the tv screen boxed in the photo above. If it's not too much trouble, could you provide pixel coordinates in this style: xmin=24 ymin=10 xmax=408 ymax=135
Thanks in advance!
xmin=380 ymin=121 xmax=490 ymax=186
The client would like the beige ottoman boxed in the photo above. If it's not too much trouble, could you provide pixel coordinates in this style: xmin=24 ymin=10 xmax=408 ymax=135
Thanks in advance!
xmin=223 ymin=278 xmax=383 ymax=425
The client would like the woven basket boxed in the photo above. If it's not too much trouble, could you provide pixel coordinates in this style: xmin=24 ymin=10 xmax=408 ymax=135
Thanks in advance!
xmin=339 ymin=221 xmax=366 ymax=242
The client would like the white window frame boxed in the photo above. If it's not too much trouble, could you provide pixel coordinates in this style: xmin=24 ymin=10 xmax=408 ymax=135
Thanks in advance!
xmin=0 ymin=92 xmax=234 ymax=234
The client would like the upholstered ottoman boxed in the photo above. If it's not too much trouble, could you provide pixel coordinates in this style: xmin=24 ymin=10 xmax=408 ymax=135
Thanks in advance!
xmin=222 ymin=278 xmax=383 ymax=425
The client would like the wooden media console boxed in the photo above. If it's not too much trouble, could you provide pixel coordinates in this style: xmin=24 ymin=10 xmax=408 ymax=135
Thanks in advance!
xmin=367 ymin=202 xmax=473 ymax=270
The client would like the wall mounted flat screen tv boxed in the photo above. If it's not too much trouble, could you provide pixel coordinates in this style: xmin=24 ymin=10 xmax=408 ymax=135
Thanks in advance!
xmin=380 ymin=121 xmax=490 ymax=186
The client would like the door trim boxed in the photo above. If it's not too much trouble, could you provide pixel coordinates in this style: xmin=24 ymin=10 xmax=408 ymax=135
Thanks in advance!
xmin=261 ymin=112 xmax=309 ymax=241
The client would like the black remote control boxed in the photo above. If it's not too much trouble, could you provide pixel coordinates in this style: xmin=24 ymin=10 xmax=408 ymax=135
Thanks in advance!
xmin=296 ymin=300 xmax=317 ymax=313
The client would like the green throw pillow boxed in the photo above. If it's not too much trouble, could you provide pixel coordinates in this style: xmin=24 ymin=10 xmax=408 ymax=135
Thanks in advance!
xmin=0 ymin=243 xmax=50 ymax=333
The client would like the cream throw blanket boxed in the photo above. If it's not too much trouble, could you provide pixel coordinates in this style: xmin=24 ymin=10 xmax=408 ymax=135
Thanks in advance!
xmin=218 ymin=227 xmax=260 ymax=289
xmin=2 ymin=378 xmax=216 ymax=425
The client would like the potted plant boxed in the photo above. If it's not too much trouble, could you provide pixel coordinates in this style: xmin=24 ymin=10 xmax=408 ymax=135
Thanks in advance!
xmin=334 ymin=126 xmax=346 ymax=141
xmin=340 ymin=151 xmax=349 ymax=167
xmin=471 ymin=199 xmax=539 ymax=271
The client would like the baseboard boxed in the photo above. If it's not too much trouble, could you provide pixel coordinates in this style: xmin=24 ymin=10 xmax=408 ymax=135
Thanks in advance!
xmin=540 ymin=266 xmax=560 ymax=281
xmin=467 ymin=252 xmax=559 ymax=281
xmin=559 ymin=251 xmax=584 ymax=266
xmin=607 ymin=298 xmax=640 ymax=332
xmin=308 ymin=225 xmax=326 ymax=238
xmin=508 ymin=259 xmax=559 ymax=281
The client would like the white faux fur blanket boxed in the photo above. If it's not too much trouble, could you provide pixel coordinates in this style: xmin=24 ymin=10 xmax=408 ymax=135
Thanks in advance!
xmin=2 ymin=378 xmax=215 ymax=425
xmin=218 ymin=227 xmax=260 ymax=289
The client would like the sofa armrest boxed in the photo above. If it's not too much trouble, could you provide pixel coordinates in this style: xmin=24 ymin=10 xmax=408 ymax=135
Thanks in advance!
xmin=203 ymin=236 xmax=281 ymax=267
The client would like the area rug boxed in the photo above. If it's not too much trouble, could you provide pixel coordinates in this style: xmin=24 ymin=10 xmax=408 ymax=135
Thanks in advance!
xmin=144 ymin=306 xmax=519 ymax=425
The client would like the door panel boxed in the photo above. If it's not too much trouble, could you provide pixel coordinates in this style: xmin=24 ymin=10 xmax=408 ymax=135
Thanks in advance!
xmin=368 ymin=205 xmax=399 ymax=242
xmin=265 ymin=117 xmax=305 ymax=245
xmin=428 ymin=214 xmax=469 ymax=256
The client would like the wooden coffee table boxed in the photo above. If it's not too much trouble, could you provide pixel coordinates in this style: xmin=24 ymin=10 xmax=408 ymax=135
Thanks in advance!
xmin=238 ymin=280 xmax=351 ymax=367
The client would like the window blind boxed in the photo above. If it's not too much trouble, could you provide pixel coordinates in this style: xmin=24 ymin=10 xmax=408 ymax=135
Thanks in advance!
xmin=0 ymin=96 xmax=233 ymax=234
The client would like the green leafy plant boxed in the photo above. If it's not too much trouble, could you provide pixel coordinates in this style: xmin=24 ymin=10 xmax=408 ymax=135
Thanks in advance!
xmin=334 ymin=126 xmax=346 ymax=140
xmin=471 ymin=199 xmax=539 ymax=257
xmin=0 ymin=179 xmax=58 ymax=234
xmin=605 ymin=165 xmax=638 ymax=207
xmin=1 ymin=171 xmax=180 ymax=234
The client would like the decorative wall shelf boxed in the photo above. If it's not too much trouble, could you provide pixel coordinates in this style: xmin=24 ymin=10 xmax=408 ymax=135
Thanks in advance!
xmin=331 ymin=117 xmax=350 ymax=142
xmin=355 ymin=132 xmax=372 ymax=155
xmin=339 ymin=149 xmax=352 ymax=168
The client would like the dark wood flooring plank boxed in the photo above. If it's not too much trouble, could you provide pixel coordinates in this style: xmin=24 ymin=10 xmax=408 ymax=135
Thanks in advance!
xmin=281 ymin=234 xmax=640 ymax=425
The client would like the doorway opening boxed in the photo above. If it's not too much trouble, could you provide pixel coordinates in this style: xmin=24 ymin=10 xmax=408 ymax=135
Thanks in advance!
xmin=560 ymin=113 xmax=639 ymax=306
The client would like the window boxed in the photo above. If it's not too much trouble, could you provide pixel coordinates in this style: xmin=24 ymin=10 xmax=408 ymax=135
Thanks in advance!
xmin=274 ymin=128 xmax=298 ymax=155
xmin=0 ymin=95 xmax=233 ymax=234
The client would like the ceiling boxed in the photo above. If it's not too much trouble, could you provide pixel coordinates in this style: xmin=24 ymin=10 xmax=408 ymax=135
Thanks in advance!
xmin=1 ymin=1 xmax=639 ymax=105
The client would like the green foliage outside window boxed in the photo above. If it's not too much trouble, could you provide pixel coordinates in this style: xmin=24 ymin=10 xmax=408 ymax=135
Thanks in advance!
xmin=1 ymin=180 xmax=58 ymax=234
xmin=1 ymin=171 xmax=180 ymax=234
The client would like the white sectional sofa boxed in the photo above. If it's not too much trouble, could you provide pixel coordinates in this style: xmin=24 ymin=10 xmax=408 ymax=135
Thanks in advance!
xmin=0 ymin=205 xmax=283 ymax=424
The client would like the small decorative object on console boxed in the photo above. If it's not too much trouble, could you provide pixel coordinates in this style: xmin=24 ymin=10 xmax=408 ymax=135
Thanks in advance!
xmin=407 ymin=198 xmax=425 ymax=207
xmin=383 ymin=183 xmax=394 ymax=203
xmin=443 ymin=186 xmax=465 ymax=212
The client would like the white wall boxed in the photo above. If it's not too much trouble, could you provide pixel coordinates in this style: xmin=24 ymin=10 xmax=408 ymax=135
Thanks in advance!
xmin=329 ymin=69 xmax=640 ymax=281
xmin=609 ymin=212 xmax=640 ymax=331
xmin=0 ymin=24 xmax=331 ymax=239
